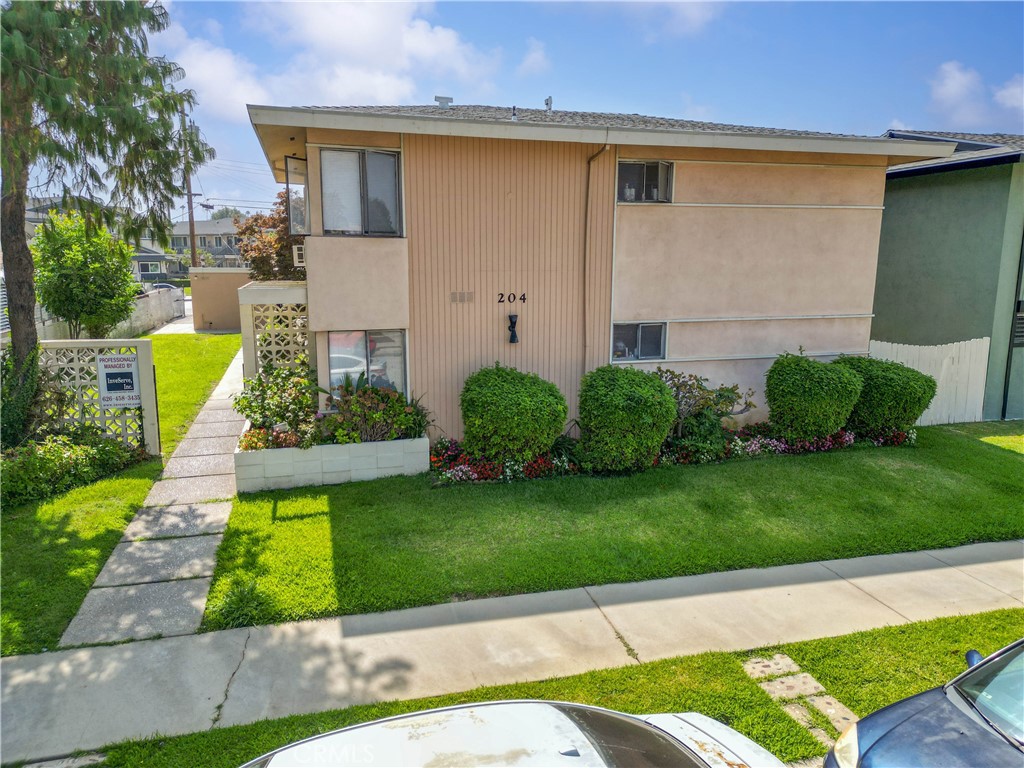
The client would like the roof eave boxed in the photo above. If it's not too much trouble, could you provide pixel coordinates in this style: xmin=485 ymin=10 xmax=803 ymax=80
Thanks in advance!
xmin=247 ymin=105 xmax=955 ymax=167
xmin=888 ymin=150 xmax=1024 ymax=179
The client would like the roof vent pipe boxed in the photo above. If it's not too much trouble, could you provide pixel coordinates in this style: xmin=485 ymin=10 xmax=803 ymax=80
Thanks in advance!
xmin=511 ymin=105 xmax=517 ymax=122
xmin=544 ymin=96 xmax=552 ymax=112
xmin=434 ymin=95 xmax=453 ymax=109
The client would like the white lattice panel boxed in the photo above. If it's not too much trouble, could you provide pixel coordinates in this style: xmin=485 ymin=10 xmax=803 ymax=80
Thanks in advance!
xmin=38 ymin=340 xmax=160 ymax=455
xmin=252 ymin=303 xmax=309 ymax=368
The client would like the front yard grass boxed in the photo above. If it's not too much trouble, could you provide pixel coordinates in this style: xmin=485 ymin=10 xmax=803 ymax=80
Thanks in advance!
xmin=0 ymin=334 xmax=241 ymax=656
xmin=100 ymin=608 xmax=1024 ymax=767
xmin=203 ymin=420 xmax=1023 ymax=630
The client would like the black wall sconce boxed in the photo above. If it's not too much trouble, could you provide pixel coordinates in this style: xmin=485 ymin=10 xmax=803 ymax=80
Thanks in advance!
xmin=508 ymin=314 xmax=519 ymax=344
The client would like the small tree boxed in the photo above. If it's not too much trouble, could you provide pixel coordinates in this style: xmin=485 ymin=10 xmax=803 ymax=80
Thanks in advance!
xmin=236 ymin=190 xmax=306 ymax=281
xmin=32 ymin=211 xmax=138 ymax=338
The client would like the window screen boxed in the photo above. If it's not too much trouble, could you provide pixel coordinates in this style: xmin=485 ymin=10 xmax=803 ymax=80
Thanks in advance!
xmin=617 ymin=161 xmax=673 ymax=202
xmin=365 ymin=152 xmax=400 ymax=235
xmin=612 ymin=323 xmax=666 ymax=361
xmin=322 ymin=150 xmax=362 ymax=234
xmin=286 ymin=156 xmax=310 ymax=236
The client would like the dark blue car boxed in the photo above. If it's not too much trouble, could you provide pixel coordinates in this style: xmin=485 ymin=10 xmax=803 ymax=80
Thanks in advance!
xmin=826 ymin=638 xmax=1024 ymax=768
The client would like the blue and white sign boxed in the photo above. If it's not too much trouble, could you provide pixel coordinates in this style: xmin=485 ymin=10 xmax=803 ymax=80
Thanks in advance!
xmin=98 ymin=353 xmax=141 ymax=409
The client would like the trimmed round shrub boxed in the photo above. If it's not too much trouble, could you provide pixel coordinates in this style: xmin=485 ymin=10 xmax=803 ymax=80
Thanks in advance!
xmin=764 ymin=353 xmax=863 ymax=442
xmin=578 ymin=365 xmax=676 ymax=473
xmin=460 ymin=363 xmax=567 ymax=463
xmin=834 ymin=355 xmax=937 ymax=436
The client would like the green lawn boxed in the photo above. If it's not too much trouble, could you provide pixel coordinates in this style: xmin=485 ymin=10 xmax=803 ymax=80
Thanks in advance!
xmin=0 ymin=334 xmax=241 ymax=656
xmin=99 ymin=608 xmax=1024 ymax=768
xmin=204 ymin=420 xmax=1023 ymax=630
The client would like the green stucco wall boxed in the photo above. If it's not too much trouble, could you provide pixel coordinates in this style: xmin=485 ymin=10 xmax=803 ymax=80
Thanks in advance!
xmin=872 ymin=161 xmax=1024 ymax=420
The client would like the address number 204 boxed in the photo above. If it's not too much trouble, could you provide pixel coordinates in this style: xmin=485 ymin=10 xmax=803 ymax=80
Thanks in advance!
xmin=497 ymin=293 xmax=526 ymax=304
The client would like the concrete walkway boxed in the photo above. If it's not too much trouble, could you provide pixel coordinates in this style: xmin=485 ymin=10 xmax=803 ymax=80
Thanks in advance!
xmin=3 ymin=539 xmax=1020 ymax=763
xmin=58 ymin=351 xmax=246 ymax=648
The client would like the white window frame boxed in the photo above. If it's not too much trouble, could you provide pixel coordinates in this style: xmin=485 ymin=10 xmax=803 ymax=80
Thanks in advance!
xmin=138 ymin=262 xmax=162 ymax=275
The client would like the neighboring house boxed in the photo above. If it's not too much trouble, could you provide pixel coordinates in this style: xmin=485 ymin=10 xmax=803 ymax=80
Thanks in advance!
xmin=171 ymin=219 xmax=244 ymax=267
xmin=873 ymin=131 xmax=1024 ymax=420
xmin=131 ymin=250 xmax=188 ymax=283
xmin=246 ymin=102 xmax=950 ymax=437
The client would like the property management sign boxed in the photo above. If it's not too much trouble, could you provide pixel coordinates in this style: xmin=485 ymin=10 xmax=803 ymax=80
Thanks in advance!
xmin=98 ymin=353 xmax=141 ymax=409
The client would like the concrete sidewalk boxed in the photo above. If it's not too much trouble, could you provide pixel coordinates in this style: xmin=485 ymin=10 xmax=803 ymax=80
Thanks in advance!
xmin=3 ymin=539 xmax=1021 ymax=763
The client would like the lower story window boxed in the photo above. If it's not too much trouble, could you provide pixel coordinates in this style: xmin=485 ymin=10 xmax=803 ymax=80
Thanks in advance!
xmin=328 ymin=329 xmax=406 ymax=393
xmin=613 ymin=323 xmax=666 ymax=361
xmin=139 ymin=262 xmax=161 ymax=274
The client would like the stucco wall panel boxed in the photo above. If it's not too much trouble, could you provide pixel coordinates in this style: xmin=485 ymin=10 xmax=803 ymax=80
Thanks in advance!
xmin=304 ymin=237 xmax=410 ymax=331
xmin=666 ymin=317 xmax=871 ymax=360
xmin=618 ymin=145 xmax=889 ymax=168
xmin=613 ymin=205 xmax=882 ymax=320
xmin=190 ymin=268 xmax=251 ymax=331
xmin=673 ymin=162 xmax=885 ymax=206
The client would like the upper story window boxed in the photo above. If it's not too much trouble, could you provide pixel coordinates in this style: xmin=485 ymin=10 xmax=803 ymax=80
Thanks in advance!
xmin=198 ymin=236 xmax=208 ymax=248
xmin=286 ymin=156 xmax=310 ymax=236
xmin=171 ymin=236 xmax=187 ymax=249
xmin=321 ymin=148 xmax=401 ymax=236
xmin=617 ymin=161 xmax=673 ymax=203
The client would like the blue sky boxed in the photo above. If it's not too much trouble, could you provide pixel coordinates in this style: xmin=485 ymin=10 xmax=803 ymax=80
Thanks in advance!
xmin=152 ymin=1 xmax=1024 ymax=220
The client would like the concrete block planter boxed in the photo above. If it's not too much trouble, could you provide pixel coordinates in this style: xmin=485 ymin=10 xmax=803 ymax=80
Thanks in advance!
xmin=234 ymin=429 xmax=429 ymax=493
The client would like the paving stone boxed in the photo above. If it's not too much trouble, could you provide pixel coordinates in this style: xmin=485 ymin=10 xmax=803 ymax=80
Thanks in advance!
xmin=782 ymin=701 xmax=814 ymax=728
xmin=787 ymin=759 xmax=825 ymax=768
xmin=162 ymin=454 xmax=236 ymax=479
xmin=123 ymin=503 xmax=232 ymax=541
xmin=743 ymin=653 xmax=801 ymax=679
xmin=60 ymin=579 xmax=211 ymax=646
xmin=759 ymin=673 xmax=826 ymax=700
xmin=173 ymin=436 xmax=240 ymax=457
xmin=93 ymin=536 xmax=222 ymax=586
xmin=203 ymin=397 xmax=239 ymax=410
xmin=184 ymin=420 xmax=246 ymax=439
xmin=809 ymin=729 xmax=835 ymax=748
xmin=192 ymin=409 xmax=245 ymax=424
xmin=808 ymin=695 xmax=859 ymax=732
xmin=144 ymin=475 xmax=235 ymax=506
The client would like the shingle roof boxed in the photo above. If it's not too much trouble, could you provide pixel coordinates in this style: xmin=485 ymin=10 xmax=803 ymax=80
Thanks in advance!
xmin=305 ymin=104 xmax=874 ymax=140
xmin=885 ymin=130 xmax=1024 ymax=173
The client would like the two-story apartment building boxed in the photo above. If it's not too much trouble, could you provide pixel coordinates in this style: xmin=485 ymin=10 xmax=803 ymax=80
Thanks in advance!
xmin=247 ymin=103 xmax=950 ymax=436
xmin=170 ymin=219 xmax=244 ymax=267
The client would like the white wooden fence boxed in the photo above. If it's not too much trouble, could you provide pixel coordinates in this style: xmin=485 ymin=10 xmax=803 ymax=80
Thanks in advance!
xmin=868 ymin=337 xmax=990 ymax=426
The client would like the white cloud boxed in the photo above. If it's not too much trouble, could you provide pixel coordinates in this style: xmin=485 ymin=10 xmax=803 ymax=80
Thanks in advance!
xmin=516 ymin=38 xmax=550 ymax=78
xmin=244 ymin=2 xmax=499 ymax=104
xmin=157 ymin=23 xmax=271 ymax=123
xmin=678 ymin=92 xmax=714 ymax=121
xmin=993 ymin=74 xmax=1024 ymax=115
xmin=929 ymin=61 xmax=988 ymax=127
xmin=889 ymin=118 xmax=910 ymax=131
xmin=664 ymin=3 xmax=722 ymax=36
xmin=927 ymin=61 xmax=1024 ymax=131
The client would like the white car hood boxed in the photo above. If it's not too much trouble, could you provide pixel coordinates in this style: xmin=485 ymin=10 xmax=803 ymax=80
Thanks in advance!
xmin=643 ymin=713 xmax=786 ymax=768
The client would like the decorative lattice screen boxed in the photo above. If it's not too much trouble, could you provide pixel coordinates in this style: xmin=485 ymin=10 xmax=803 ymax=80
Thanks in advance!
xmin=252 ymin=303 xmax=309 ymax=368
xmin=38 ymin=343 xmax=153 ymax=451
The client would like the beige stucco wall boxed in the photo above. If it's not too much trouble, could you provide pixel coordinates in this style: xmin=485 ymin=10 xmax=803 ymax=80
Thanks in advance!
xmin=190 ymin=268 xmax=251 ymax=331
xmin=613 ymin=157 xmax=887 ymax=420
xmin=304 ymin=237 xmax=410 ymax=332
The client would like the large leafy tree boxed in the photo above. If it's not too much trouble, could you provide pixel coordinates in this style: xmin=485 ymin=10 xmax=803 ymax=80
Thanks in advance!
xmin=211 ymin=205 xmax=244 ymax=221
xmin=237 ymin=190 xmax=307 ymax=281
xmin=32 ymin=211 xmax=138 ymax=339
xmin=1 ymin=0 xmax=213 ymax=372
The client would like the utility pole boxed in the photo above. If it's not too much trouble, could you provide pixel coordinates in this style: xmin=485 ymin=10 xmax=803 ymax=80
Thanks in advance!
xmin=181 ymin=106 xmax=199 ymax=268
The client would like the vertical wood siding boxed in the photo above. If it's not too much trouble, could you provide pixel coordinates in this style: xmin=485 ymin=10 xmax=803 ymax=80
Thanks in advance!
xmin=404 ymin=135 xmax=614 ymax=438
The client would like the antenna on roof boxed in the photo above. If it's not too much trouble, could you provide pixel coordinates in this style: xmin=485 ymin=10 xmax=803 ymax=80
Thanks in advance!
xmin=544 ymin=96 xmax=552 ymax=112
xmin=434 ymin=95 xmax=453 ymax=109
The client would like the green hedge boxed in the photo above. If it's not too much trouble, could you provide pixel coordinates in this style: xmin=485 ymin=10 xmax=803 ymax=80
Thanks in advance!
xmin=1 ymin=432 xmax=140 ymax=507
xmin=578 ymin=365 xmax=676 ymax=473
xmin=834 ymin=356 xmax=937 ymax=436
xmin=460 ymin=363 xmax=567 ymax=463
xmin=764 ymin=354 xmax=863 ymax=441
